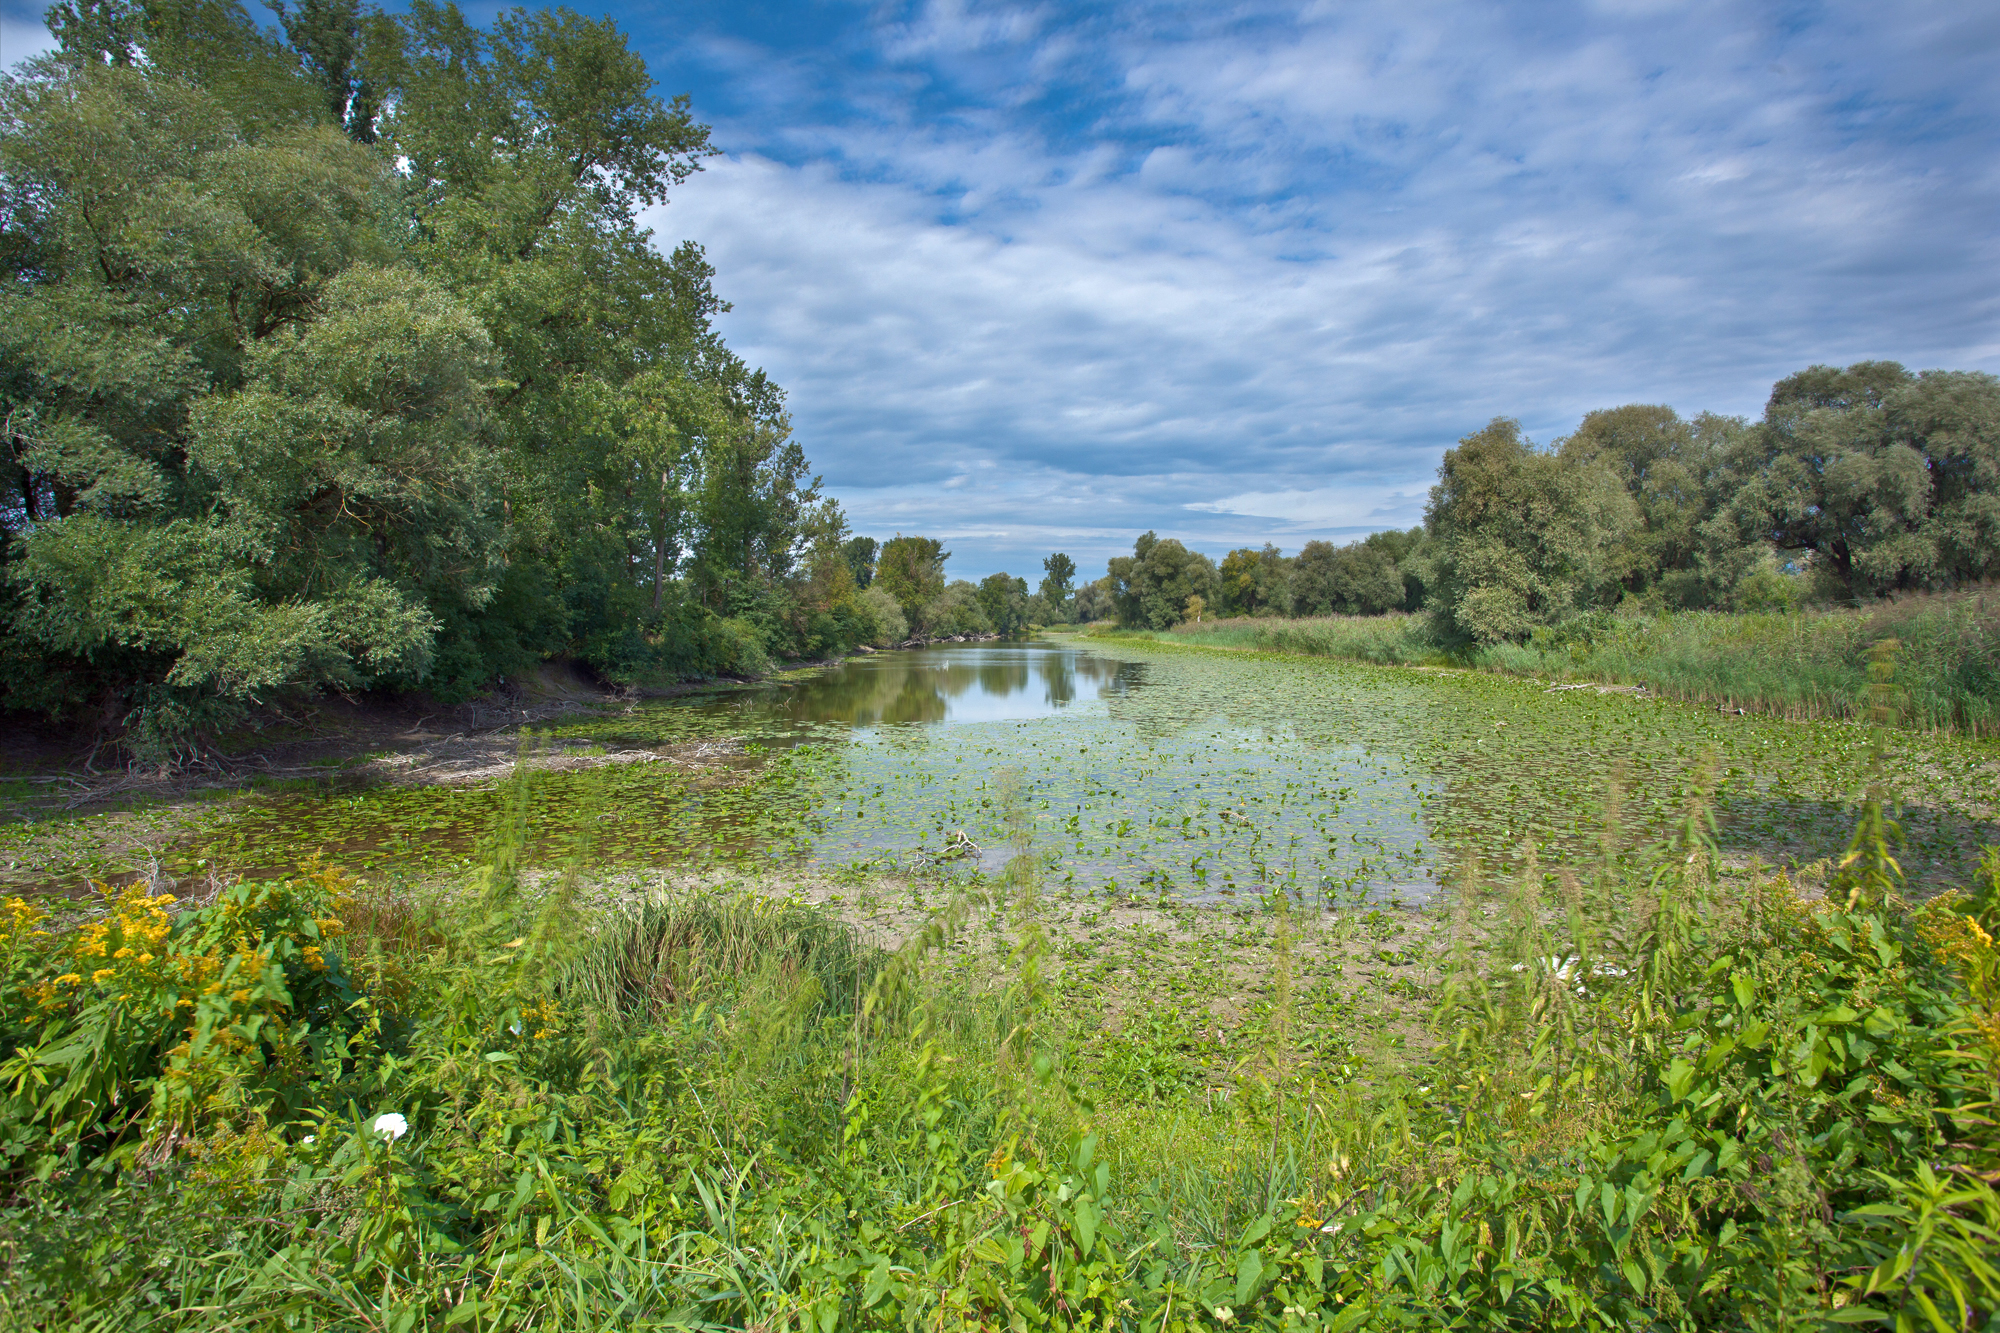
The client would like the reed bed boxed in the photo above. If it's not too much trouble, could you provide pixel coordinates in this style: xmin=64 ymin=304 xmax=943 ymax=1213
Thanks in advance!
xmin=1145 ymin=590 xmax=2000 ymax=734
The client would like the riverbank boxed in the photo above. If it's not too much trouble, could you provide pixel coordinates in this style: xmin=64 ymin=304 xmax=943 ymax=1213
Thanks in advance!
xmin=1105 ymin=589 xmax=2000 ymax=736
xmin=0 ymin=643 xmax=895 ymax=825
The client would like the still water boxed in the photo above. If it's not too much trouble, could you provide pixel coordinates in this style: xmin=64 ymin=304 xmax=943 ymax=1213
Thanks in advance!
xmin=584 ymin=640 xmax=1436 ymax=902
xmin=145 ymin=633 xmax=1999 ymax=903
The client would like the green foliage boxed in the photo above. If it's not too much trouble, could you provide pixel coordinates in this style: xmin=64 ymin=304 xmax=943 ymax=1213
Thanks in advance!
xmin=1717 ymin=363 xmax=2000 ymax=600
xmin=1292 ymin=537 xmax=1410 ymax=617
xmin=976 ymin=571 xmax=1031 ymax=637
xmin=1 ymin=0 xmax=871 ymax=754
xmin=929 ymin=578 xmax=994 ymax=637
xmin=1218 ymin=543 xmax=1291 ymax=617
xmin=3 ymin=748 xmax=1997 ymax=1328
xmin=1079 ymin=361 xmax=2000 ymax=646
xmin=1109 ymin=530 xmax=1221 ymax=630
xmin=1142 ymin=590 xmax=2000 ymax=736
xmin=876 ymin=534 xmax=949 ymax=631
xmin=857 ymin=584 xmax=907 ymax=645
xmin=1425 ymin=417 xmax=1638 ymax=644
xmin=842 ymin=535 xmax=880 ymax=590
xmin=1040 ymin=550 xmax=1077 ymax=620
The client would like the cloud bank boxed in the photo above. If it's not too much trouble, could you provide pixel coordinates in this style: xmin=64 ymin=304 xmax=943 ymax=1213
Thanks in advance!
xmin=640 ymin=0 xmax=1999 ymax=581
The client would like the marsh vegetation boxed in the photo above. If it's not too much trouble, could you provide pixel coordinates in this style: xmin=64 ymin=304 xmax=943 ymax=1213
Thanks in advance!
xmin=3 ymin=637 xmax=1998 ymax=1329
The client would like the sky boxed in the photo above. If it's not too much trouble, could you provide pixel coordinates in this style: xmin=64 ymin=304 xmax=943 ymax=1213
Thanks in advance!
xmin=4 ymin=1 xmax=1998 ymax=585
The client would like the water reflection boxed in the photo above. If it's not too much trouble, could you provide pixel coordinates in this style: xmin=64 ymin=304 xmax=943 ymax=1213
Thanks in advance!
xmin=675 ymin=642 xmax=1141 ymax=735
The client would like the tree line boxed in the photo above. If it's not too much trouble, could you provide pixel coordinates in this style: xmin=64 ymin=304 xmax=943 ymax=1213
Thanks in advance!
xmin=1054 ymin=362 xmax=2000 ymax=643
xmin=0 ymin=0 xmax=909 ymax=756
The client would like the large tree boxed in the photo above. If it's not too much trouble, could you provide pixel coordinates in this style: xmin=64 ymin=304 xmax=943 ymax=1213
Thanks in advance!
xmin=1423 ymin=419 xmax=1635 ymax=644
xmin=1107 ymin=532 xmax=1219 ymax=630
xmin=1712 ymin=362 xmax=2000 ymax=599
xmin=976 ymin=572 xmax=1029 ymax=637
xmin=1290 ymin=540 xmax=1403 ymax=617
xmin=1216 ymin=544 xmax=1288 ymax=617
xmin=1 ymin=0 xmax=857 ymax=750
xmin=875 ymin=535 xmax=948 ymax=630
xmin=1038 ymin=551 xmax=1076 ymax=621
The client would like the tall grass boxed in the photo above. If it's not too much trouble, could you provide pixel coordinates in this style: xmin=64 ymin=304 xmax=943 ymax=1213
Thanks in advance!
xmin=1128 ymin=589 xmax=2000 ymax=734
xmin=1150 ymin=611 xmax=1437 ymax=665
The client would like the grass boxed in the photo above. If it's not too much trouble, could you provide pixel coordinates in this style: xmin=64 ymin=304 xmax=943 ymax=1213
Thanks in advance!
xmin=1 ymin=727 xmax=1997 ymax=1330
xmin=1129 ymin=588 xmax=2000 ymax=736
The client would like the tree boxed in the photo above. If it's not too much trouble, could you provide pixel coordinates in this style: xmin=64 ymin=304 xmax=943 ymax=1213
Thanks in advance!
xmin=1290 ymin=540 xmax=1403 ymax=616
xmin=0 ymin=55 xmax=432 ymax=727
xmin=1216 ymin=544 xmax=1288 ymax=617
xmin=1072 ymin=577 xmax=1115 ymax=623
xmin=876 ymin=536 xmax=948 ymax=630
xmin=976 ymin=572 xmax=1029 ymax=636
xmin=928 ymin=580 xmax=990 ymax=637
xmin=1557 ymin=404 xmax=1749 ymax=606
xmin=842 ymin=536 xmax=879 ymax=590
xmin=1107 ymin=532 xmax=1219 ymax=630
xmin=1424 ymin=419 xmax=1636 ymax=644
xmin=1038 ymin=551 xmax=1076 ymax=620
xmin=1362 ymin=527 xmax=1429 ymax=610
xmin=1712 ymin=362 xmax=2000 ymax=599
xmin=0 ymin=0 xmax=860 ymax=750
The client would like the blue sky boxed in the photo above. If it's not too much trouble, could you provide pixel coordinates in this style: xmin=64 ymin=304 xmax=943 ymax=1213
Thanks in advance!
xmin=5 ymin=1 xmax=1998 ymax=585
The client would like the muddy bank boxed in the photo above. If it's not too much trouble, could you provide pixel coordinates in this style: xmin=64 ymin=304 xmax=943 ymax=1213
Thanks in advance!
xmin=0 ymin=654 xmax=838 ymax=822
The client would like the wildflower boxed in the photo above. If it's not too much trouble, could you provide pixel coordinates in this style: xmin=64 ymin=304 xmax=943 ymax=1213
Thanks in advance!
xmin=91 ymin=968 xmax=115 ymax=984
xmin=1213 ymin=1307 xmax=1235 ymax=1325
xmin=372 ymin=1112 xmax=408 ymax=1141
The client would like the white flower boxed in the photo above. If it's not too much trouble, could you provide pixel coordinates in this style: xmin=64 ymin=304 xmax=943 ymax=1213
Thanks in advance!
xmin=300 ymin=1135 xmax=315 ymax=1146
xmin=1213 ymin=1308 xmax=1235 ymax=1325
xmin=372 ymin=1112 xmax=409 ymax=1141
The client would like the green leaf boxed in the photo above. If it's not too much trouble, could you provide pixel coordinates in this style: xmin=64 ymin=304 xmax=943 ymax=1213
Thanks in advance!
xmin=1073 ymin=1198 xmax=1099 ymax=1253
xmin=1823 ymin=1309 xmax=1892 ymax=1325
xmin=862 ymin=1256 xmax=893 ymax=1309
xmin=1235 ymin=1249 xmax=1265 ymax=1306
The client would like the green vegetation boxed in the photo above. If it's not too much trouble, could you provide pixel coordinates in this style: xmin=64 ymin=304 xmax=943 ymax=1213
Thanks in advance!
xmin=0 ymin=0 xmax=919 ymax=760
xmin=1133 ymin=590 xmax=2000 ymax=736
xmin=27 ymin=633 xmax=2000 ymax=906
xmin=2 ymin=720 xmax=1998 ymax=1328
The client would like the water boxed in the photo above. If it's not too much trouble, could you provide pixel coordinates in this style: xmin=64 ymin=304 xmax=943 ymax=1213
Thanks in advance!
xmin=571 ymin=640 xmax=1435 ymax=902
xmin=664 ymin=641 xmax=1143 ymax=735
xmin=27 ymin=635 xmax=2000 ymax=901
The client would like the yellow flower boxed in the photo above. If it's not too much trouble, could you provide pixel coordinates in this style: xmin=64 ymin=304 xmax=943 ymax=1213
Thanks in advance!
xmin=91 ymin=968 xmax=115 ymax=983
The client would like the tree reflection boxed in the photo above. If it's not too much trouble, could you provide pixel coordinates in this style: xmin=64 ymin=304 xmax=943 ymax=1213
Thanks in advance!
xmin=764 ymin=644 xmax=1135 ymax=727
